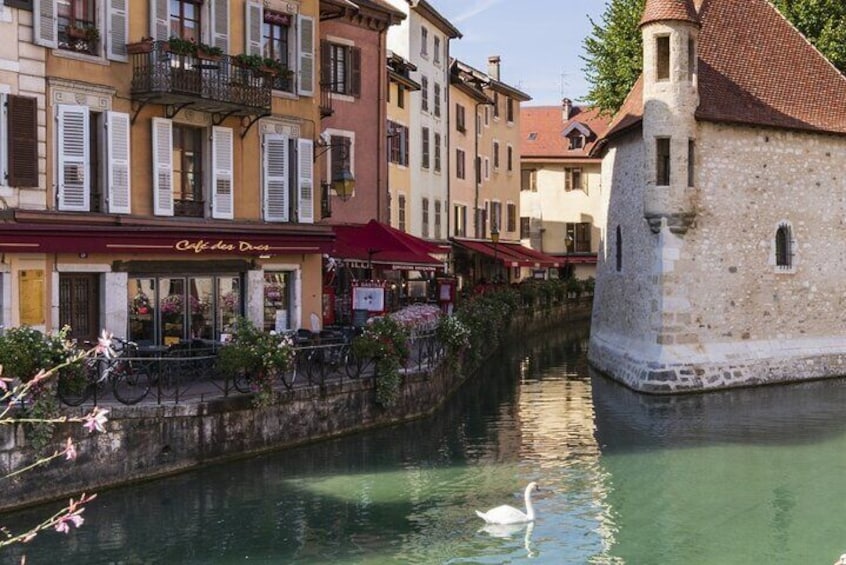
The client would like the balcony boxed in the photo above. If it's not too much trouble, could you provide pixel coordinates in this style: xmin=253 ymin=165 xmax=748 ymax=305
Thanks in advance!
xmin=319 ymin=82 xmax=336 ymax=119
xmin=129 ymin=40 xmax=272 ymax=119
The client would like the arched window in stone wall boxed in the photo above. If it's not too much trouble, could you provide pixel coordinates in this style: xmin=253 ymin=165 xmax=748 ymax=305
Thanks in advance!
xmin=775 ymin=222 xmax=793 ymax=271
xmin=615 ymin=225 xmax=622 ymax=273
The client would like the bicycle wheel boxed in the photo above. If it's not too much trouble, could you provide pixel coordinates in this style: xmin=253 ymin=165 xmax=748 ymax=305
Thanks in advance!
xmin=303 ymin=348 xmax=327 ymax=385
xmin=232 ymin=369 xmax=252 ymax=394
xmin=344 ymin=349 xmax=375 ymax=379
xmin=57 ymin=370 xmax=92 ymax=406
xmin=279 ymin=357 xmax=298 ymax=390
xmin=111 ymin=360 xmax=151 ymax=405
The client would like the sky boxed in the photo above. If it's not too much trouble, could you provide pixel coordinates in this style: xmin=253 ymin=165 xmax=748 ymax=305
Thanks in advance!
xmin=432 ymin=0 xmax=608 ymax=107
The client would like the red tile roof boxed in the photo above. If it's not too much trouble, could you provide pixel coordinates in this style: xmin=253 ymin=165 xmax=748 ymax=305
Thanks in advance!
xmin=640 ymin=0 xmax=699 ymax=28
xmin=602 ymin=0 xmax=846 ymax=145
xmin=521 ymin=105 xmax=611 ymax=159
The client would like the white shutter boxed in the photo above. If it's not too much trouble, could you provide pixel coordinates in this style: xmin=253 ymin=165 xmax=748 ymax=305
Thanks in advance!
xmin=150 ymin=0 xmax=169 ymax=41
xmin=56 ymin=105 xmax=89 ymax=212
xmin=151 ymin=118 xmax=174 ymax=216
xmin=298 ymin=138 xmax=314 ymax=224
xmin=212 ymin=126 xmax=234 ymax=220
xmin=297 ymin=15 xmax=315 ymax=96
xmin=209 ymin=0 xmax=230 ymax=54
xmin=106 ymin=111 xmax=131 ymax=214
xmin=263 ymin=134 xmax=289 ymax=222
xmin=107 ymin=0 xmax=129 ymax=62
xmin=245 ymin=1 xmax=263 ymax=56
xmin=33 ymin=0 xmax=58 ymax=49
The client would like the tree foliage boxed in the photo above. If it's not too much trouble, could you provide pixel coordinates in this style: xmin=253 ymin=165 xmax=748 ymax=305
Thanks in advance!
xmin=581 ymin=0 xmax=846 ymax=116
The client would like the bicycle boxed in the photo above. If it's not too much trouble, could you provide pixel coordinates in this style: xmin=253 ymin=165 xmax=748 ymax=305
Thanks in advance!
xmin=231 ymin=331 xmax=301 ymax=393
xmin=57 ymin=337 xmax=152 ymax=406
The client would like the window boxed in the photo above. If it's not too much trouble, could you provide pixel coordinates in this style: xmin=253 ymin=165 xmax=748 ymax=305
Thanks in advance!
xmin=398 ymin=194 xmax=406 ymax=231
xmin=454 ymin=204 xmax=467 ymax=237
xmin=263 ymin=11 xmax=293 ymax=92
xmin=566 ymin=223 xmax=591 ymax=253
xmin=7 ymin=95 xmax=39 ymax=188
xmin=456 ymin=149 xmax=465 ymax=179
xmin=520 ymin=217 xmax=530 ymax=239
xmin=484 ymin=157 xmax=490 ymax=180
xmin=615 ymin=225 xmax=623 ymax=272
xmin=521 ymin=169 xmax=537 ymax=192
xmin=421 ymin=26 xmax=428 ymax=57
xmin=422 ymin=197 xmax=430 ymax=238
xmin=688 ymin=38 xmax=696 ymax=80
xmin=58 ymin=0 xmax=97 ymax=54
xmin=656 ymin=35 xmax=670 ymax=81
xmin=568 ymin=133 xmax=584 ymax=150
xmin=434 ymin=133 xmax=441 ymax=172
xmin=493 ymin=141 xmax=500 ymax=170
xmin=656 ymin=137 xmax=671 ymax=185
xmin=170 ymin=0 xmax=200 ymax=41
xmin=421 ymin=76 xmax=429 ymax=112
xmin=172 ymin=124 xmax=204 ymax=217
xmin=775 ymin=223 xmax=793 ymax=269
xmin=507 ymin=145 xmax=513 ymax=172
xmin=323 ymin=42 xmax=361 ymax=96
xmin=56 ymin=105 xmax=131 ymax=214
xmin=397 ymin=85 xmax=405 ymax=109
xmin=262 ymin=133 xmax=315 ymax=223
xmin=434 ymin=200 xmax=442 ymax=239
xmin=490 ymin=201 xmax=502 ymax=232
xmin=434 ymin=83 xmax=441 ymax=117
xmin=484 ymin=106 xmax=490 ymax=126
xmin=507 ymin=203 xmax=517 ymax=232
xmin=688 ymin=139 xmax=695 ymax=187
xmin=476 ymin=206 xmax=488 ymax=238
xmin=506 ymin=97 xmax=514 ymax=122
xmin=330 ymin=134 xmax=352 ymax=183
xmin=564 ymin=167 xmax=583 ymax=191
xmin=456 ymin=104 xmax=466 ymax=132
xmin=493 ymin=92 xmax=499 ymax=118
xmin=421 ymin=127 xmax=430 ymax=169
xmin=388 ymin=121 xmax=409 ymax=166
xmin=433 ymin=36 xmax=441 ymax=64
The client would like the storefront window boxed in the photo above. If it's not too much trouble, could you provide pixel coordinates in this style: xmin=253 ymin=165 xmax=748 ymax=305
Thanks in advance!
xmin=129 ymin=278 xmax=157 ymax=346
xmin=263 ymin=272 xmax=292 ymax=332
xmin=217 ymin=277 xmax=240 ymax=342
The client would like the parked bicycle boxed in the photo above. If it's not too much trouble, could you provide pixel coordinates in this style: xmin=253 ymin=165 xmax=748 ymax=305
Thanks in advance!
xmin=58 ymin=336 xmax=152 ymax=406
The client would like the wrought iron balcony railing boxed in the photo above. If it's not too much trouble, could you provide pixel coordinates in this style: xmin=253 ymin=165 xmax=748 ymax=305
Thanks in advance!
xmin=129 ymin=40 xmax=272 ymax=115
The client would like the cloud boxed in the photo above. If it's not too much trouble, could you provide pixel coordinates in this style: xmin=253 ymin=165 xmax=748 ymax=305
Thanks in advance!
xmin=450 ymin=0 xmax=504 ymax=24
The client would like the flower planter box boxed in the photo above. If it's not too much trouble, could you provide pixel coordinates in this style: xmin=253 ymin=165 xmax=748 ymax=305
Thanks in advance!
xmin=127 ymin=40 xmax=156 ymax=54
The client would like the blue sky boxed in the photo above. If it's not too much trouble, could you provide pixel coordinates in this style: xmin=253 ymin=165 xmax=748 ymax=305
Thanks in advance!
xmin=434 ymin=0 xmax=607 ymax=107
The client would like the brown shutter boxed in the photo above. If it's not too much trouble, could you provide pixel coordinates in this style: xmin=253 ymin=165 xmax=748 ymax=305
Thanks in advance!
xmin=7 ymin=95 xmax=38 ymax=187
xmin=320 ymin=41 xmax=331 ymax=87
xmin=350 ymin=46 xmax=361 ymax=97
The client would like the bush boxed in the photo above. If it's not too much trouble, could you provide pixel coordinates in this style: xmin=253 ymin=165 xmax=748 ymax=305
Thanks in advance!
xmin=351 ymin=317 xmax=409 ymax=407
xmin=0 ymin=326 xmax=70 ymax=382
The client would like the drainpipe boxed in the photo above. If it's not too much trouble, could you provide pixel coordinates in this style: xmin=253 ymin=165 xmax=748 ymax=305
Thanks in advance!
xmin=376 ymin=27 xmax=386 ymax=223
xmin=473 ymin=98 xmax=493 ymax=238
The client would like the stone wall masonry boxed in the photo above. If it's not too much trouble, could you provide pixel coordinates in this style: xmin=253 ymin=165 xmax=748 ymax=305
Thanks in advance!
xmin=0 ymin=303 xmax=590 ymax=512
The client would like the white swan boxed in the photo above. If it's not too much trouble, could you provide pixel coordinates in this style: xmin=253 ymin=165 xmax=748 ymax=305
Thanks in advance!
xmin=475 ymin=482 xmax=539 ymax=525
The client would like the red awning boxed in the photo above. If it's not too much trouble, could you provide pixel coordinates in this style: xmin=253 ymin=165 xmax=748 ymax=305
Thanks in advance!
xmin=331 ymin=220 xmax=444 ymax=270
xmin=452 ymin=238 xmax=560 ymax=268
xmin=553 ymin=254 xmax=597 ymax=265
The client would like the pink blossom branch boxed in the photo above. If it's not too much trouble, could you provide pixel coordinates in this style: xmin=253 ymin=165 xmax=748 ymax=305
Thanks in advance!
xmin=0 ymin=493 xmax=96 ymax=549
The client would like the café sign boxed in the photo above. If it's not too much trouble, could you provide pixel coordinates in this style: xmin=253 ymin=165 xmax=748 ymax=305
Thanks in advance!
xmin=175 ymin=239 xmax=272 ymax=254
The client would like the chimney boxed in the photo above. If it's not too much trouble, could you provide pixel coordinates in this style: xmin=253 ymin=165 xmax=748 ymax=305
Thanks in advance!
xmin=488 ymin=55 xmax=501 ymax=81
xmin=562 ymin=98 xmax=573 ymax=121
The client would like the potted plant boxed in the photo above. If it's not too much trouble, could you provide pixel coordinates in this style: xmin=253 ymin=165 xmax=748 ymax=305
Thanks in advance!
xmin=167 ymin=36 xmax=197 ymax=56
xmin=233 ymin=53 xmax=265 ymax=70
xmin=196 ymin=42 xmax=223 ymax=61
xmin=127 ymin=36 xmax=156 ymax=54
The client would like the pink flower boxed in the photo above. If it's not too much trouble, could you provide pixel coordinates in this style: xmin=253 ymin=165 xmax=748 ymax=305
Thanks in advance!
xmin=64 ymin=437 xmax=77 ymax=461
xmin=95 ymin=330 xmax=115 ymax=359
xmin=0 ymin=376 xmax=9 ymax=393
xmin=53 ymin=513 xmax=84 ymax=534
xmin=82 ymin=407 xmax=109 ymax=433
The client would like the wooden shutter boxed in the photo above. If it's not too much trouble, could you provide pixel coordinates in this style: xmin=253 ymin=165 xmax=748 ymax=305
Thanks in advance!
xmin=56 ymin=105 xmax=89 ymax=212
xmin=298 ymin=138 xmax=314 ymax=224
xmin=107 ymin=0 xmax=129 ymax=62
xmin=297 ymin=15 xmax=315 ymax=96
xmin=7 ymin=95 xmax=38 ymax=188
xmin=150 ymin=0 xmax=169 ymax=41
xmin=564 ymin=168 xmax=572 ymax=191
xmin=211 ymin=126 xmax=234 ymax=219
xmin=350 ymin=47 xmax=361 ymax=97
xmin=320 ymin=41 xmax=331 ymax=86
xmin=151 ymin=117 xmax=174 ymax=216
xmin=105 ymin=111 xmax=131 ymax=214
xmin=244 ymin=1 xmax=263 ymax=56
xmin=33 ymin=0 xmax=57 ymax=48
xmin=263 ymin=134 xmax=289 ymax=222
xmin=209 ymin=0 xmax=229 ymax=54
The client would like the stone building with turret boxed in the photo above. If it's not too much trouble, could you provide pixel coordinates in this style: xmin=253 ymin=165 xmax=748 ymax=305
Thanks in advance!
xmin=589 ymin=0 xmax=846 ymax=393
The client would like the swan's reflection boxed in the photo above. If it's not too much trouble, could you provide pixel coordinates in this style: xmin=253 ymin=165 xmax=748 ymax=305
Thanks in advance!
xmin=479 ymin=521 xmax=536 ymax=558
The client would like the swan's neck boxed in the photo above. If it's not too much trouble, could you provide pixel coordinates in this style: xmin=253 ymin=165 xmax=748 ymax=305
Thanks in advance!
xmin=524 ymin=488 xmax=535 ymax=521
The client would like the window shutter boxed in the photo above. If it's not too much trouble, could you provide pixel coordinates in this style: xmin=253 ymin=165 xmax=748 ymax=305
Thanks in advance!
xmin=107 ymin=0 xmax=128 ymax=62
xmin=297 ymin=15 xmax=315 ymax=96
xmin=151 ymin=118 xmax=173 ymax=216
xmin=320 ymin=41 xmax=331 ymax=86
xmin=150 ymin=0 xmax=169 ymax=41
xmin=263 ymin=134 xmax=289 ymax=222
xmin=105 ymin=111 xmax=131 ymax=214
xmin=564 ymin=168 xmax=572 ymax=191
xmin=32 ymin=0 xmax=57 ymax=48
xmin=210 ymin=0 xmax=229 ymax=54
xmin=298 ymin=138 xmax=314 ymax=224
xmin=7 ymin=95 xmax=38 ymax=188
xmin=350 ymin=47 xmax=361 ymax=97
xmin=211 ymin=126 xmax=234 ymax=219
xmin=244 ymin=1 xmax=263 ymax=55
xmin=56 ymin=105 xmax=89 ymax=212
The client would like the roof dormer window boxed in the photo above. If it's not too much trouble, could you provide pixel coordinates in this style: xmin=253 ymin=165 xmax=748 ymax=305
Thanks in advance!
xmin=569 ymin=134 xmax=584 ymax=150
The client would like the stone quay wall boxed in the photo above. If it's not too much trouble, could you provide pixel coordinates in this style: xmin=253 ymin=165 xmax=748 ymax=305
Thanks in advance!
xmin=0 ymin=301 xmax=592 ymax=512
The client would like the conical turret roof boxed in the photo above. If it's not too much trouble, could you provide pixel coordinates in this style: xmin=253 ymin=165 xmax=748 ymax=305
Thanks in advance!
xmin=639 ymin=0 xmax=699 ymax=28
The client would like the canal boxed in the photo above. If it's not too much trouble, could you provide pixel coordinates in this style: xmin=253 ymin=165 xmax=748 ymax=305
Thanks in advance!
xmin=5 ymin=320 xmax=846 ymax=564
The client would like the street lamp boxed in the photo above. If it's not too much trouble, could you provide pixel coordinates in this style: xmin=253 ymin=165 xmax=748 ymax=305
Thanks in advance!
xmin=491 ymin=226 xmax=500 ymax=284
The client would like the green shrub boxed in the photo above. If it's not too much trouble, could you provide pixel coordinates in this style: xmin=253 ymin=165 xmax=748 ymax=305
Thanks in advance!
xmin=351 ymin=317 xmax=409 ymax=407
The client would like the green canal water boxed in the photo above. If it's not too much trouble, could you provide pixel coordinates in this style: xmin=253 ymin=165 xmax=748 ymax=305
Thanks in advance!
xmin=5 ymin=321 xmax=846 ymax=564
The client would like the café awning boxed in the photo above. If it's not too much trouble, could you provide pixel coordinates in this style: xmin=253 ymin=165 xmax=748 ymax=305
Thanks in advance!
xmin=451 ymin=238 xmax=560 ymax=268
xmin=331 ymin=220 xmax=444 ymax=271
